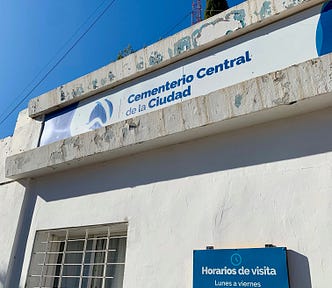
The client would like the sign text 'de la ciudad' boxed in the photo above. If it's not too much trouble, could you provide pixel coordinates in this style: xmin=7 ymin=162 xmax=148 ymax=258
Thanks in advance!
xmin=126 ymin=51 xmax=251 ymax=112
xmin=39 ymin=3 xmax=332 ymax=146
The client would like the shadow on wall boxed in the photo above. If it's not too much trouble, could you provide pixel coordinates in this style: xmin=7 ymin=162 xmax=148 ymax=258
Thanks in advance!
xmin=9 ymin=108 xmax=328 ymax=285
xmin=30 ymin=107 xmax=332 ymax=201
xmin=4 ymin=185 xmax=37 ymax=288
xmin=0 ymin=271 xmax=6 ymax=288
xmin=2 ymin=249 xmax=313 ymax=288
xmin=287 ymin=250 xmax=312 ymax=288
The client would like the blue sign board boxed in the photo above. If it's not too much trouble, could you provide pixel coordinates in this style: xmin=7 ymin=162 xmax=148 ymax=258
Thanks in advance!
xmin=193 ymin=247 xmax=289 ymax=288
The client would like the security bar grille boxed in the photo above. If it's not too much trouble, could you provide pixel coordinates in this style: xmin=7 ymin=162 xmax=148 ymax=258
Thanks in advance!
xmin=26 ymin=223 xmax=127 ymax=288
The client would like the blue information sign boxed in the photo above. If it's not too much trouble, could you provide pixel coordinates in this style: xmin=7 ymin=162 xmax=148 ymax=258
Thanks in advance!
xmin=193 ymin=247 xmax=289 ymax=288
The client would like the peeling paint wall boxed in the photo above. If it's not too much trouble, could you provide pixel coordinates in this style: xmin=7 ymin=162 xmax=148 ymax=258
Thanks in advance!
xmin=10 ymin=110 xmax=43 ymax=154
xmin=7 ymin=52 xmax=332 ymax=179
xmin=28 ymin=0 xmax=321 ymax=118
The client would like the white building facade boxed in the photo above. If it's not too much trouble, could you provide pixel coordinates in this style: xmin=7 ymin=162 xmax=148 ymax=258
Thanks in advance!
xmin=1 ymin=0 xmax=332 ymax=287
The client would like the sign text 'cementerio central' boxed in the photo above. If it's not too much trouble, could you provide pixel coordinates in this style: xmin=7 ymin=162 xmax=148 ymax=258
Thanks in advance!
xmin=39 ymin=3 xmax=332 ymax=146
xmin=127 ymin=51 xmax=252 ymax=109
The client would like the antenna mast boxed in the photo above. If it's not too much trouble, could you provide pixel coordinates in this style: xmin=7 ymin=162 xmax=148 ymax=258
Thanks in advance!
xmin=191 ymin=0 xmax=202 ymax=25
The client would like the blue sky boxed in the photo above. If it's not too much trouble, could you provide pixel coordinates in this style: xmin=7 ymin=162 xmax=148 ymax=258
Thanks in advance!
xmin=0 ymin=0 xmax=243 ymax=139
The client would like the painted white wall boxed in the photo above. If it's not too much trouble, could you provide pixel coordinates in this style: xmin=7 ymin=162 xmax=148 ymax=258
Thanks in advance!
xmin=18 ymin=107 xmax=332 ymax=288
xmin=0 ymin=137 xmax=25 ymax=288
xmin=0 ymin=109 xmax=42 ymax=288
xmin=0 ymin=182 xmax=26 ymax=288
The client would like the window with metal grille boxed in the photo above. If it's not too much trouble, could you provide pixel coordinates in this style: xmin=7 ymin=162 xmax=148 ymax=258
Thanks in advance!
xmin=26 ymin=223 xmax=127 ymax=288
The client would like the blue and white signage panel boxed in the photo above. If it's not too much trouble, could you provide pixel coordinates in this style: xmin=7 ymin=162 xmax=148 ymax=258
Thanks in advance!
xmin=193 ymin=247 xmax=289 ymax=288
xmin=40 ymin=1 xmax=332 ymax=146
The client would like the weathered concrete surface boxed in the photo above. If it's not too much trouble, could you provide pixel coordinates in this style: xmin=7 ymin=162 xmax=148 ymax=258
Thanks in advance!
xmin=1 ymin=109 xmax=43 ymax=182
xmin=10 ymin=109 xmax=43 ymax=155
xmin=0 ymin=137 xmax=13 ymax=285
xmin=0 ymin=109 xmax=42 ymax=286
xmin=28 ymin=0 xmax=324 ymax=117
xmin=6 ymin=53 xmax=332 ymax=179
xmin=0 ymin=182 xmax=26 ymax=287
xmin=0 ymin=137 xmax=12 ymax=184
xmin=1 ymin=110 xmax=42 ymax=182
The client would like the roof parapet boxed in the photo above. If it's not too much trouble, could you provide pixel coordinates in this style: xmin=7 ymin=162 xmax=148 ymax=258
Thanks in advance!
xmin=8 ymin=53 xmax=332 ymax=179
xmin=28 ymin=0 xmax=324 ymax=118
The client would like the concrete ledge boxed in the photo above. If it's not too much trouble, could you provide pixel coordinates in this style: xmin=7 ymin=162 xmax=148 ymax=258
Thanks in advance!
xmin=1 ymin=110 xmax=43 ymax=184
xmin=0 ymin=137 xmax=12 ymax=184
xmin=6 ymin=53 xmax=332 ymax=180
xmin=28 ymin=0 xmax=324 ymax=118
